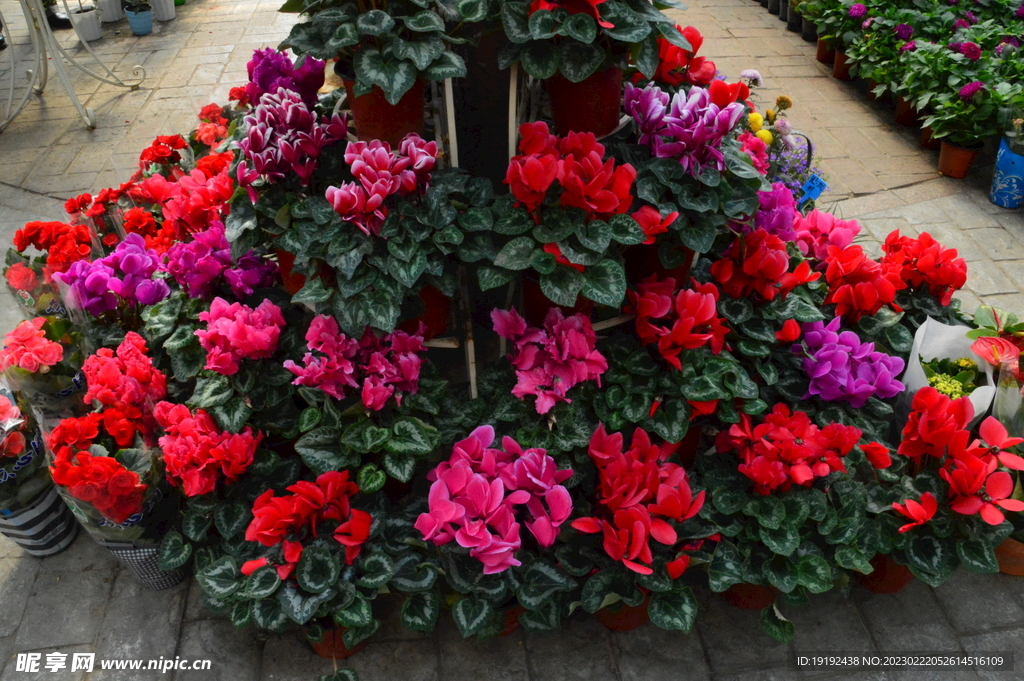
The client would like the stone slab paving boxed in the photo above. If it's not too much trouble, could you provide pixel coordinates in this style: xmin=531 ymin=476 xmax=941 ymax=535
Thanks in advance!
xmin=1 ymin=0 xmax=1024 ymax=679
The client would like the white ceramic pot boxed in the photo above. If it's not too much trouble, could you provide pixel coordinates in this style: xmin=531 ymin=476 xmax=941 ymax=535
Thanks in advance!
xmin=151 ymin=0 xmax=175 ymax=21
xmin=70 ymin=7 xmax=103 ymax=42
xmin=96 ymin=0 xmax=122 ymax=22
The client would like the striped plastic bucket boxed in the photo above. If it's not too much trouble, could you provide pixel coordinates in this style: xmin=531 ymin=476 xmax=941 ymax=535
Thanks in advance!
xmin=0 ymin=486 xmax=80 ymax=557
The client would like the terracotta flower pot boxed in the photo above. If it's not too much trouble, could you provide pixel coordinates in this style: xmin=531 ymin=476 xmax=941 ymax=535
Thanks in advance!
xmin=275 ymin=249 xmax=306 ymax=296
xmin=858 ymin=554 xmax=914 ymax=594
xmin=342 ymin=78 xmax=425 ymax=147
xmin=832 ymin=51 xmax=852 ymax=81
xmin=894 ymin=96 xmax=919 ymax=127
xmin=816 ymin=38 xmax=835 ymax=65
xmin=920 ymin=125 xmax=941 ymax=150
xmin=521 ymin=277 xmax=594 ymax=327
xmin=545 ymin=68 xmax=624 ymax=138
xmin=309 ymin=627 xmax=367 ymax=660
xmin=995 ymin=537 xmax=1024 ymax=576
xmin=623 ymin=243 xmax=695 ymax=284
xmin=937 ymin=141 xmax=981 ymax=179
xmin=720 ymin=583 xmax=775 ymax=610
xmin=595 ymin=595 xmax=650 ymax=631
xmin=399 ymin=285 xmax=451 ymax=340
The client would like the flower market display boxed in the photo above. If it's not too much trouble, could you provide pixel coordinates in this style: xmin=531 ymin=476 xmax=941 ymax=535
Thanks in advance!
xmin=2 ymin=3 xmax=1024 ymax=676
xmin=797 ymin=0 xmax=1024 ymax=180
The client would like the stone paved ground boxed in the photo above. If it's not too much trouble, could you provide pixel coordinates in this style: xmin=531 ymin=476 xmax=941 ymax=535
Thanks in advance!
xmin=1 ymin=0 xmax=1024 ymax=679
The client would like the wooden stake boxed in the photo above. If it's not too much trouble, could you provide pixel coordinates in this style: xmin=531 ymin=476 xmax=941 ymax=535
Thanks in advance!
xmin=459 ymin=266 xmax=478 ymax=399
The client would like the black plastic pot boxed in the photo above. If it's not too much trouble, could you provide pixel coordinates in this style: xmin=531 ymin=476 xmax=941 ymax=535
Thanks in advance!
xmin=779 ymin=0 xmax=788 ymax=21
xmin=769 ymin=0 xmax=780 ymax=16
xmin=802 ymin=16 xmax=818 ymax=42
xmin=760 ymin=0 xmax=770 ymax=8
xmin=787 ymin=8 xmax=803 ymax=31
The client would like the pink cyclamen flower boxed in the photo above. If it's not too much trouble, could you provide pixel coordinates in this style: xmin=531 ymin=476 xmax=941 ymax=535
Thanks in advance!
xmin=959 ymin=42 xmax=982 ymax=60
xmin=901 ymin=41 xmax=917 ymax=52
xmin=960 ymin=81 xmax=984 ymax=100
xmin=792 ymin=209 xmax=862 ymax=265
xmin=195 ymin=297 xmax=285 ymax=375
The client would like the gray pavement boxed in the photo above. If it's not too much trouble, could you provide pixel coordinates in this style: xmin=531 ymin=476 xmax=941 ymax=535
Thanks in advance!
xmin=1 ymin=0 xmax=1023 ymax=679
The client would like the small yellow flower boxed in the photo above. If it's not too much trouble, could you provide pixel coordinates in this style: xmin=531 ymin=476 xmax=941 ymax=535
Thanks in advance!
xmin=748 ymin=112 xmax=764 ymax=132
xmin=928 ymin=373 xmax=965 ymax=398
xmin=765 ymin=109 xmax=777 ymax=123
xmin=755 ymin=129 xmax=774 ymax=145
xmin=775 ymin=95 xmax=794 ymax=111
xmin=955 ymin=357 xmax=975 ymax=369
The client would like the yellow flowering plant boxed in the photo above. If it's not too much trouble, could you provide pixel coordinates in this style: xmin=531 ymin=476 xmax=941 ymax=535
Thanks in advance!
xmin=920 ymin=355 xmax=980 ymax=398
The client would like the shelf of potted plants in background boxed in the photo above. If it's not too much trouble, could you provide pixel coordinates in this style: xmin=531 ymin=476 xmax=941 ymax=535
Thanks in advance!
xmin=2 ymin=3 xmax=1024 ymax=678
xmin=790 ymin=0 xmax=1024 ymax=182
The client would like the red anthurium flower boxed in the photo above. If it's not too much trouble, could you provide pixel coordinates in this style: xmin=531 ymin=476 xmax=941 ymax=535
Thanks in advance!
xmin=892 ymin=492 xmax=937 ymax=533
xmin=974 ymin=417 xmax=1024 ymax=470
xmin=631 ymin=205 xmax=678 ymax=245
xmin=775 ymin=319 xmax=801 ymax=343
xmin=971 ymin=336 xmax=1021 ymax=367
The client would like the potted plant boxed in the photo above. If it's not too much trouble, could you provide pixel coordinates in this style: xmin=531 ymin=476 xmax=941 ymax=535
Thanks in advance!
xmin=69 ymin=2 xmax=103 ymax=42
xmin=990 ymin=108 xmax=1024 ymax=208
xmin=498 ymin=0 xmax=686 ymax=136
xmin=0 ymin=317 xmax=87 ymax=424
xmin=150 ymin=0 xmax=174 ymax=21
xmin=795 ymin=0 xmax=821 ymax=42
xmin=122 ymin=0 xmax=153 ymax=36
xmin=817 ymin=1 xmax=869 ymax=80
xmin=279 ymin=0 xmax=468 ymax=145
xmin=0 ymin=388 xmax=80 ymax=557
xmin=96 ymin=0 xmax=122 ymax=22
xmin=786 ymin=0 xmax=803 ymax=32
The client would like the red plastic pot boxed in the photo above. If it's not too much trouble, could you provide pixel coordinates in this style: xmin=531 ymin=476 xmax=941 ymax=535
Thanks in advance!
xmin=858 ymin=554 xmax=914 ymax=594
xmin=623 ymin=243 xmax=695 ymax=284
xmin=721 ymin=583 xmax=775 ymax=610
xmin=276 ymin=249 xmax=306 ymax=296
xmin=521 ymin=277 xmax=594 ymax=327
xmin=894 ymin=96 xmax=919 ymax=127
xmin=920 ymin=125 xmax=941 ymax=151
xmin=595 ymin=595 xmax=650 ymax=632
xmin=816 ymin=38 xmax=835 ymax=65
xmin=937 ymin=141 xmax=981 ymax=179
xmin=343 ymin=78 xmax=425 ymax=147
xmin=308 ymin=627 xmax=368 ymax=660
xmin=995 ymin=537 xmax=1024 ymax=576
xmin=399 ymin=285 xmax=450 ymax=340
xmin=545 ymin=67 xmax=624 ymax=137
xmin=832 ymin=51 xmax=852 ymax=81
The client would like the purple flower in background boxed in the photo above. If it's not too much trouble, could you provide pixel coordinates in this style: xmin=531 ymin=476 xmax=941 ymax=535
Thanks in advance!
xmin=225 ymin=253 xmax=277 ymax=300
xmin=849 ymin=4 xmax=867 ymax=18
xmin=901 ymin=40 xmax=917 ymax=52
xmin=55 ymin=234 xmax=169 ymax=315
xmin=964 ymin=11 xmax=978 ymax=23
xmin=960 ymin=41 xmax=982 ymax=60
xmin=948 ymin=41 xmax=963 ymax=52
xmin=1017 ymin=4 xmax=1024 ymax=19
xmin=797 ymin=318 xmax=906 ymax=408
xmin=753 ymin=183 xmax=798 ymax=241
xmin=953 ymin=18 xmax=971 ymax=30
xmin=959 ymin=81 xmax=984 ymax=100
xmin=245 ymin=48 xmax=326 ymax=110
xmin=740 ymin=69 xmax=763 ymax=86
xmin=894 ymin=24 xmax=914 ymax=40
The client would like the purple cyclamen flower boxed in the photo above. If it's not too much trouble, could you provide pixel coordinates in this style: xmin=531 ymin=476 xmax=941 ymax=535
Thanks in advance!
xmin=752 ymin=183 xmax=798 ymax=241
xmin=796 ymin=318 xmax=906 ymax=408
xmin=964 ymin=11 xmax=977 ymax=24
xmin=245 ymin=47 xmax=326 ymax=110
xmin=894 ymin=24 xmax=914 ymax=40
xmin=960 ymin=81 xmax=984 ymax=100
xmin=163 ymin=222 xmax=276 ymax=300
xmin=623 ymin=83 xmax=669 ymax=147
xmin=55 ymin=260 xmax=118 ymax=316
xmin=901 ymin=40 xmax=917 ymax=52
xmin=848 ymin=3 xmax=867 ymax=18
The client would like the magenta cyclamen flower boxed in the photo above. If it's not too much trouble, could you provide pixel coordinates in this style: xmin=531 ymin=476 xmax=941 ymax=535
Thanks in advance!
xmin=848 ymin=3 xmax=867 ymax=18
xmin=195 ymin=297 xmax=285 ymax=375
xmin=284 ymin=316 xmax=426 ymax=409
xmin=796 ymin=318 xmax=905 ymax=408
xmin=245 ymin=48 xmax=325 ymax=109
xmin=55 ymin=259 xmax=118 ymax=315
xmin=960 ymin=81 xmax=984 ymax=100
xmin=624 ymin=83 xmax=745 ymax=176
xmin=164 ymin=223 xmax=276 ymax=299
xmin=953 ymin=19 xmax=970 ymax=30
xmin=959 ymin=42 xmax=982 ymax=60
xmin=414 ymin=425 xmax=573 ymax=573
xmin=492 ymin=307 xmax=607 ymax=415
xmin=901 ymin=41 xmax=917 ymax=52
xmin=751 ymin=182 xmax=798 ymax=241
xmin=325 ymin=135 xmax=438 ymax=237
xmin=792 ymin=209 xmax=861 ymax=265
xmin=894 ymin=24 xmax=914 ymax=40
xmin=237 ymin=88 xmax=348 ymax=196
